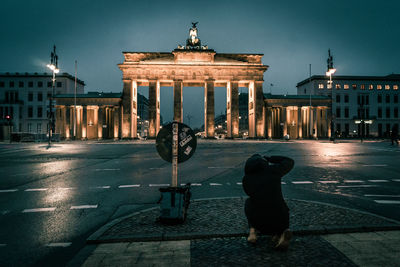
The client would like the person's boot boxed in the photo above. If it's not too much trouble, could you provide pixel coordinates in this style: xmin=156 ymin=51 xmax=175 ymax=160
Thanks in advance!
xmin=274 ymin=229 xmax=292 ymax=250
xmin=247 ymin=227 xmax=257 ymax=243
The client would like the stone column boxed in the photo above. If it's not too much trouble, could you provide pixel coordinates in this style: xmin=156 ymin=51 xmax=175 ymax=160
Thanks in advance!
xmin=313 ymin=107 xmax=318 ymax=138
xmin=248 ymin=81 xmax=255 ymax=138
xmin=173 ymin=80 xmax=183 ymax=122
xmin=156 ymin=81 xmax=160 ymax=134
xmin=82 ymin=106 xmax=87 ymax=140
xmin=97 ymin=106 xmax=103 ymax=139
xmin=204 ymin=80 xmax=215 ymax=138
xmin=121 ymin=79 xmax=137 ymax=139
xmin=282 ymin=107 xmax=287 ymax=137
xmin=148 ymin=80 xmax=158 ymax=138
xmin=327 ymin=107 xmax=332 ymax=138
xmin=267 ymin=107 xmax=272 ymax=139
xmin=226 ymin=82 xmax=232 ymax=138
xmin=298 ymin=106 xmax=303 ymax=139
xmin=113 ymin=107 xmax=120 ymax=139
xmin=248 ymin=81 xmax=265 ymax=138
xmin=131 ymin=81 xmax=137 ymax=138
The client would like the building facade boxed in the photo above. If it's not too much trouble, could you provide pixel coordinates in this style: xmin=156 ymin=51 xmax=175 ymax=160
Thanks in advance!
xmin=297 ymin=74 xmax=400 ymax=137
xmin=0 ymin=72 xmax=84 ymax=135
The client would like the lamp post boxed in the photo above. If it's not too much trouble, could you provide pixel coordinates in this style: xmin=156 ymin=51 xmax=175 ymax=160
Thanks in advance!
xmin=326 ymin=49 xmax=336 ymax=141
xmin=46 ymin=45 xmax=59 ymax=146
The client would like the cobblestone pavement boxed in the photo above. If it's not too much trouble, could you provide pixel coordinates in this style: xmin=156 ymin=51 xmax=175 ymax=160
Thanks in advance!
xmin=77 ymin=197 xmax=400 ymax=266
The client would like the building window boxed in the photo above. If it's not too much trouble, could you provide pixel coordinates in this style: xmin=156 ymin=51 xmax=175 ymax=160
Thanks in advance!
xmin=366 ymin=108 xmax=369 ymax=118
xmin=344 ymin=94 xmax=349 ymax=103
xmin=28 ymin=107 xmax=33 ymax=118
xmin=394 ymin=95 xmax=398 ymax=103
xmin=394 ymin=85 xmax=398 ymax=90
xmin=37 ymin=107 xmax=43 ymax=118
xmin=9 ymin=81 xmax=14 ymax=87
xmin=344 ymin=107 xmax=349 ymax=118
xmin=394 ymin=107 xmax=399 ymax=118
xmin=57 ymin=82 xmax=62 ymax=87
xmin=385 ymin=85 xmax=390 ymax=90
xmin=369 ymin=84 xmax=374 ymax=90
xmin=28 ymin=92 xmax=33 ymax=101
xmin=335 ymin=84 xmax=341 ymax=89
xmin=38 ymin=81 xmax=43 ymax=87
xmin=360 ymin=84 xmax=365 ymax=90
xmin=19 ymin=81 xmax=24 ymax=88
xmin=47 ymin=81 xmax=52 ymax=87
xmin=0 ymin=81 xmax=4 ymax=87
xmin=352 ymin=84 xmax=357 ymax=89
xmin=336 ymin=95 xmax=340 ymax=103
xmin=318 ymin=83 xmax=324 ymax=89
xmin=378 ymin=94 xmax=382 ymax=103
xmin=336 ymin=108 xmax=341 ymax=118
xmin=28 ymin=123 xmax=32 ymax=133
xmin=37 ymin=123 xmax=42 ymax=133
xmin=327 ymin=83 xmax=332 ymax=89
xmin=386 ymin=95 xmax=390 ymax=103
xmin=344 ymin=84 xmax=349 ymax=89
xmin=365 ymin=95 xmax=369 ymax=105
xmin=386 ymin=108 xmax=390 ymax=118
xmin=38 ymin=92 xmax=43 ymax=102
xmin=377 ymin=85 xmax=382 ymax=90
xmin=47 ymin=93 xmax=51 ymax=99
xmin=28 ymin=81 xmax=33 ymax=87
xmin=378 ymin=107 xmax=382 ymax=118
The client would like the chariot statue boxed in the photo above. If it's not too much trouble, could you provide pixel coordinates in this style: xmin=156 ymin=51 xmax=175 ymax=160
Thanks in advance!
xmin=186 ymin=22 xmax=201 ymax=48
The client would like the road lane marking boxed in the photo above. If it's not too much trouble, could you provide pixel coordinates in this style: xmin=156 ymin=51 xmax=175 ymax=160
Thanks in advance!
xmin=0 ymin=189 xmax=18 ymax=193
xmin=362 ymin=164 xmax=387 ymax=167
xmin=368 ymin=180 xmax=389 ymax=183
xmin=46 ymin=242 xmax=72 ymax=247
xmin=365 ymin=194 xmax=400 ymax=197
xmin=292 ymin=181 xmax=313 ymax=184
xmin=149 ymin=168 xmax=164 ymax=170
xmin=25 ymin=188 xmax=48 ymax=192
xmin=319 ymin=181 xmax=339 ymax=184
xmin=374 ymin=200 xmax=400 ymax=204
xmin=236 ymin=182 xmax=242 ymax=185
xmin=149 ymin=184 xmax=170 ymax=187
xmin=92 ymin=186 xmax=111 ymax=189
xmin=281 ymin=182 xmax=286 ymax=185
xmin=393 ymin=179 xmax=400 ymax=182
xmin=95 ymin=169 xmax=120 ymax=171
xmin=0 ymin=244 xmax=6 ymax=247
xmin=58 ymin=187 xmax=75 ymax=190
xmin=70 ymin=205 xmax=98 ymax=210
xmin=22 ymin=207 xmax=56 ymax=213
xmin=190 ymin=183 xmax=202 ymax=186
xmin=118 ymin=185 xmax=140 ymax=188
xmin=337 ymin=185 xmax=378 ymax=188
xmin=210 ymin=183 xmax=223 ymax=186
xmin=343 ymin=180 xmax=363 ymax=183
xmin=208 ymin=167 xmax=235 ymax=169
xmin=1 ymin=211 xmax=10 ymax=215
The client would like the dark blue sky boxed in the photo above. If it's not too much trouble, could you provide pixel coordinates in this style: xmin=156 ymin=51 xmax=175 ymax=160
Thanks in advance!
xmin=1 ymin=0 xmax=399 ymax=127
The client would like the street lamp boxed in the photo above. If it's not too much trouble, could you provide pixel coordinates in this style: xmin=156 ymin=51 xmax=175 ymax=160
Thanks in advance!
xmin=326 ymin=49 xmax=336 ymax=141
xmin=46 ymin=45 xmax=59 ymax=146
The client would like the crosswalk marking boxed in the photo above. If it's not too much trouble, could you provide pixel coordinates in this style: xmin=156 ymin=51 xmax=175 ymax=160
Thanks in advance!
xmin=374 ymin=200 xmax=400 ymax=204
xmin=25 ymin=188 xmax=48 ymax=192
xmin=319 ymin=181 xmax=339 ymax=184
xmin=70 ymin=205 xmax=98 ymax=210
xmin=95 ymin=168 xmax=120 ymax=171
xmin=22 ymin=207 xmax=56 ymax=213
xmin=149 ymin=184 xmax=170 ymax=187
xmin=368 ymin=180 xmax=389 ymax=183
xmin=92 ymin=186 xmax=111 ymax=189
xmin=210 ymin=183 xmax=223 ymax=186
xmin=0 ymin=189 xmax=18 ymax=193
xmin=393 ymin=179 xmax=400 ymax=182
xmin=46 ymin=242 xmax=72 ymax=247
xmin=343 ymin=180 xmax=363 ymax=183
xmin=118 ymin=185 xmax=140 ymax=188
xmin=292 ymin=181 xmax=313 ymax=184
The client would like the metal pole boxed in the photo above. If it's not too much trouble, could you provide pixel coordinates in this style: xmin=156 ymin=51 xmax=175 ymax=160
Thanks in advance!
xmin=74 ymin=60 xmax=77 ymax=140
xmin=172 ymin=122 xmax=178 ymax=187
xmin=309 ymin=64 xmax=312 ymax=138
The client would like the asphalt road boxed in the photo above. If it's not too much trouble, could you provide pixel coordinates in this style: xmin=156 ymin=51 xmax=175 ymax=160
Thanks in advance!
xmin=0 ymin=139 xmax=399 ymax=266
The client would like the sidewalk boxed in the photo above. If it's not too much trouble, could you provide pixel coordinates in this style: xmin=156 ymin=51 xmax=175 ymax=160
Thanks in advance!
xmin=73 ymin=198 xmax=400 ymax=266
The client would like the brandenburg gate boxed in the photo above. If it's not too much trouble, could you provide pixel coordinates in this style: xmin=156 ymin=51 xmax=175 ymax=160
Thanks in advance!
xmin=118 ymin=23 xmax=268 ymax=139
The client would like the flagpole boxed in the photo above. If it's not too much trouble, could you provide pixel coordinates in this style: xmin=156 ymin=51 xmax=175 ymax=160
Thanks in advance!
xmin=74 ymin=60 xmax=77 ymax=139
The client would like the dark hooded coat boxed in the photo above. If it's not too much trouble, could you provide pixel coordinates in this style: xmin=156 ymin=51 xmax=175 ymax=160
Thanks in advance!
xmin=243 ymin=154 xmax=294 ymax=234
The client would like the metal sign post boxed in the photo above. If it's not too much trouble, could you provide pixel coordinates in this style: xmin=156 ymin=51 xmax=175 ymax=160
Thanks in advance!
xmin=172 ymin=122 xmax=178 ymax=187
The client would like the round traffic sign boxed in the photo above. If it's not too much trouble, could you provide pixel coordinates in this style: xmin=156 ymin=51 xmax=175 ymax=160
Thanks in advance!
xmin=156 ymin=122 xmax=197 ymax=163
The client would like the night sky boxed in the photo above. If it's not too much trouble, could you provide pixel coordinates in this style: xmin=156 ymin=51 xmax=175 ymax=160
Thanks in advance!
xmin=1 ymin=0 xmax=399 ymax=127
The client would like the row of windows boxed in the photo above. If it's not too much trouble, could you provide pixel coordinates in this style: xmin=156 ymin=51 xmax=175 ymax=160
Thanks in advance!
xmin=0 ymin=106 xmax=46 ymax=119
xmin=0 ymin=81 xmax=62 ymax=88
xmin=335 ymin=123 xmax=398 ymax=136
xmin=334 ymin=94 xmax=399 ymax=104
xmin=335 ymin=107 xmax=399 ymax=119
xmin=4 ymin=91 xmax=55 ymax=102
xmin=319 ymin=83 xmax=399 ymax=90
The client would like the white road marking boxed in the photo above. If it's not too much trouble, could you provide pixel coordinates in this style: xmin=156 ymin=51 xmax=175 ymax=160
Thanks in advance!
xmin=374 ymin=200 xmax=400 ymax=204
xmin=58 ymin=187 xmax=75 ymax=190
xmin=149 ymin=184 xmax=170 ymax=187
xmin=337 ymin=185 xmax=378 ymax=188
xmin=118 ymin=185 xmax=140 ymax=188
xmin=319 ymin=181 xmax=339 ymax=184
xmin=190 ymin=183 xmax=202 ymax=186
xmin=344 ymin=180 xmax=364 ymax=183
xmin=237 ymin=182 xmax=243 ymax=185
xmin=281 ymin=182 xmax=286 ymax=185
xmin=23 ymin=207 xmax=56 ymax=213
xmin=0 ymin=244 xmax=6 ymax=247
xmin=149 ymin=168 xmax=164 ymax=170
xmin=292 ymin=181 xmax=313 ymax=184
xmin=368 ymin=180 xmax=389 ymax=183
xmin=0 ymin=189 xmax=18 ymax=193
xmin=1 ymin=211 xmax=10 ymax=215
xmin=70 ymin=205 xmax=98 ymax=210
xmin=362 ymin=164 xmax=387 ymax=167
xmin=365 ymin=194 xmax=400 ymax=197
xmin=95 ymin=168 xmax=120 ymax=171
xmin=393 ymin=179 xmax=400 ymax=182
xmin=25 ymin=188 xmax=48 ymax=192
xmin=46 ymin=242 xmax=72 ymax=247
xmin=92 ymin=186 xmax=111 ymax=189
xmin=208 ymin=167 xmax=235 ymax=169
xmin=210 ymin=183 xmax=223 ymax=186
